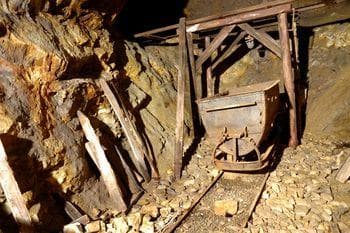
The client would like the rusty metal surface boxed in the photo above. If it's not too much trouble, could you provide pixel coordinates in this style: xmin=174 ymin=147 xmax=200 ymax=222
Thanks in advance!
xmin=198 ymin=80 xmax=280 ymax=171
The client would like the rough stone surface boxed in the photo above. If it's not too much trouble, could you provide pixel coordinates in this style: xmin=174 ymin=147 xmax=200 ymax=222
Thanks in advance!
xmin=214 ymin=200 xmax=238 ymax=216
xmin=85 ymin=220 xmax=101 ymax=233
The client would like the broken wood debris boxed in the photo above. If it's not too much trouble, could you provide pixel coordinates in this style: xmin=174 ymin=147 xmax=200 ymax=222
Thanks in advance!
xmin=111 ymin=81 xmax=160 ymax=180
xmin=64 ymin=201 xmax=84 ymax=221
xmin=0 ymin=139 xmax=33 ymax=233
xmin=77 ymin=111 xmax=127 ymax=212
xmin=99 ymin=79 xmax=160 ymax=181
xmin=114 ymin=145 xmax=144 ymax=193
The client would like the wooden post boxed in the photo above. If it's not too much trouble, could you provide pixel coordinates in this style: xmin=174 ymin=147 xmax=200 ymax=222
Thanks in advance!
xmin=77 ymin=111 xmax=127 ymax=212
xmin=278 ymin=12 xmax=298 ymax=147
xmin=174 ymin=17 xmax=188 ymax=180
xmin=186 ymin=32 xmax=200 ymax=100
xmin=205 ymin=36 xmax=214 ymax=97
xmin=0 ymin=139 xmax=33 ymax=233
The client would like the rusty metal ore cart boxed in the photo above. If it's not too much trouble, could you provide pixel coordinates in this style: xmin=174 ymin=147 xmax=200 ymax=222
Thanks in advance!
xmin=198 ymin=80 xmax=280 ymax=171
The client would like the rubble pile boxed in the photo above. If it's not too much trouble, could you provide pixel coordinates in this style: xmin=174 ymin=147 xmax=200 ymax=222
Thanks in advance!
xmin=250 ymin=135 xmax=350 ymax=233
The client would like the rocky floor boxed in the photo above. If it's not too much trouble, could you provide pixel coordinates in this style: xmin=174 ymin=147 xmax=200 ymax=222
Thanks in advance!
xmin=249 ymin=134 xmax=350 ymax=233
xmin=65 ymin=133 xmax=350 ymax=233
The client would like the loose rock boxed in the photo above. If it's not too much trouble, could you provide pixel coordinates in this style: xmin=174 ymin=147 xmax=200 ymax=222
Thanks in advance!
xmin=214 ymin=200 xmax=238 ymax=216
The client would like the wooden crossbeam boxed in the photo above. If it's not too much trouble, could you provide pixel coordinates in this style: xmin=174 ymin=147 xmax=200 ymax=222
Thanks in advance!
xmin=195 ymin=25 xmax=236 ymax=71
xmin=174 ymin=17 xmax=188 ymax=180
xmin=134 ymin=0 xmax=292 ymax=38
xmin=0 ymin=139 xmax=33 ymax=233
xmin=238 ymin=23 xmax=282 ymax=58
xmin=212 ymin=31 xmax=246 ymax=69
xmin=187 ymin=4 xmax=291 ymax=33
xmin=78 ymin=111 xmax=127 ymax=212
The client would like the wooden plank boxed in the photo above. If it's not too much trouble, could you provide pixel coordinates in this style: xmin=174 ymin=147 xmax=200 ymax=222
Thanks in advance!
xmin=0 ymin=139 xmax=33 ymax=233
xmin=205 ymin=36 xmax=214 ymax=97
xmin=188 ymin=0 xmax=292 ymax=26
xmin=114 ymin=145 xmax=144 ymax=193
xmin=336 ymin=155 xmax=350 ymax=183
xmin=99 ymin=79 xmax=151 ymax=181
xmin=77 ymin=111 xmax=127 ymax=212
xmin=212 ymin=31 xmax=246 ymax=69
xmin=174 ymin=17 xmax=188 ymax=180
xmin=238 ymin=23 xmax=282 ymax=58
xmin=64 ymin=201 xmax=83 ymax=221
xmin=187 ymin=4 xmax=291 ymax=33
xmin=72 ymin=215 xmax=90 ymax=225
xmin=110 ymin=82 xmax=160 ymax=180
xmin=134 ymin=0 xmax=292 ymax=38
xmin=134 ymin=24 xmax=178 ymax=38
xmin=278 ymin=12 xmax=298 ymax=147
xmin=195 ymin=24 xmax=236 ymax=71
xmin=186 ymin=32 xmax=200 ymax=100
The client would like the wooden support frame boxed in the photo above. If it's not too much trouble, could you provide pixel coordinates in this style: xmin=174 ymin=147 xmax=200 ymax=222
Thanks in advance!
xmin=195 ymin=24 xmax=236 ymax=71
xmin=174 ymin=17 xmax=188 ymax=179
xmin=136 ymin=2 xmax=299 ymax=165
xmin=186 ymin=4 xmax=290 ymax=33
xmin=238 ymin=23 xmax=282 ymax=58
xmin=0 ymin=139 xmax=33 ymax=233
xmin=278 ymin=12 xmax=298 ymax=147
xmin=212 ymin=31 xmax=246 ymax=69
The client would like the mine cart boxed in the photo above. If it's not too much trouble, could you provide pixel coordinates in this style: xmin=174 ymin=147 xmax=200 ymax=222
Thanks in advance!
xmin=197 ymin=80 xmax=280 ymax=171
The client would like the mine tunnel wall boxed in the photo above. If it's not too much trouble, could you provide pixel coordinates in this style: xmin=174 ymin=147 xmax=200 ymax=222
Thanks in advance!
xmin=0 ymin=0 xmax=349 ymax=231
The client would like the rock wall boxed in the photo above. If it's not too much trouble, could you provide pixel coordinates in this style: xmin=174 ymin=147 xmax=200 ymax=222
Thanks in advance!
xmin=304 ymin=23 xmax=350 ymax=140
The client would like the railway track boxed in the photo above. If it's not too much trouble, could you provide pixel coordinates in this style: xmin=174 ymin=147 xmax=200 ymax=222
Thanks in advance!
xmin=174 ymin=171 xmax=268 ymax=232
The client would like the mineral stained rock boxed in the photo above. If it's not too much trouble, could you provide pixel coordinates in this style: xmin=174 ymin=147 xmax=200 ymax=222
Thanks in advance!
xmin=0 ymin=1 xmax=193 ymax=231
